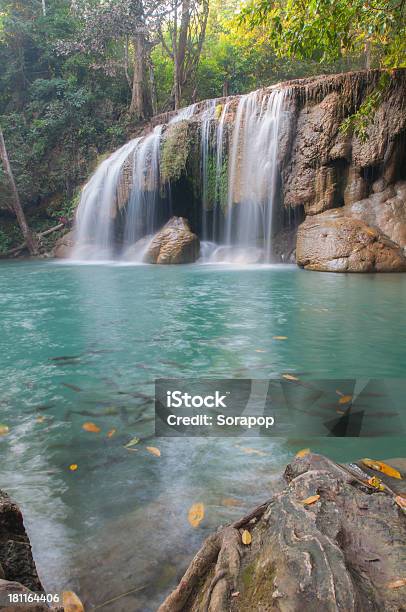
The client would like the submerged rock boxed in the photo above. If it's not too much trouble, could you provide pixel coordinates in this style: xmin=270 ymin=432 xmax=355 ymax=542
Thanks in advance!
xmin=296 ymin=209 xmax=406 ymax=272
xmin=144 ymin=217 xmax=200 ymax=264
xmin=0 ymin=490 xmax=50 ymax=610
xmin=159 ymin=453 xmax=406 ymax=611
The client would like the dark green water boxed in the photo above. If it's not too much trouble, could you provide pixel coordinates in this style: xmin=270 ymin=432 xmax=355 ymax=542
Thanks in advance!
xmin=0 ymin=260 xmax=405 ymax=610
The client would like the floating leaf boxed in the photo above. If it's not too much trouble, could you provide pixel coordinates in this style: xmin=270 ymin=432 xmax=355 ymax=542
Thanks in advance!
xmin=125 ymin=436 xmax=140 ymax=448
xmin=188 ymin=502 xmax=205 ymax=528
xmin=241 ymin=530 xmax=252 ymax=545
xmin=362 ymin=458 xmax=402 ymax=480
xmin=82 ymin=422 xmax=101 ymax=433
xmin=387 ymin=578 xmax=406 ymax=589
xmin=395 ymin=496 xmax=406 ymax=509
xmin=146 ymin=446 xmax=161 ymax=457
xmin=273 ymin=336 xmax=287 ymax=340
xmin=282 ymin=373 xmax=299 ymax=381
xmin=107 ymin=428 xmax=116 ymax=438
xmin=338 ymin=395 xmax=353 ymax=404
xmin=221 ymin=497 xmax=242 ymax=507
xmin=240 ymin=447 xmax=266 ymax=456
xmin=62 ymin=590 xmax=84 ymax=612
xmin=0 ymin=424 xmax=9 ymax=436
xmin=296 ymin=448 xmax=310 ymax=458
xmin=301 ymin=494 xmax=320 ymax=505
xmin=69 ymin=464 xmax=78 ymax=472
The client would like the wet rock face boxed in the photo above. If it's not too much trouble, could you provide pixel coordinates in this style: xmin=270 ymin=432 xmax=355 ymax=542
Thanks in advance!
xmin=144 ymin=216 xmax=200 ymax=264
xmin=159 ymin=453 xmax=406 ymax=612
xmin=296 ymin=209 xmax=406 ymax=272
xmin=53 ymin=230 xmax=75 ymax=259
xmin=0 ymin=491 xmax=49 ymax=610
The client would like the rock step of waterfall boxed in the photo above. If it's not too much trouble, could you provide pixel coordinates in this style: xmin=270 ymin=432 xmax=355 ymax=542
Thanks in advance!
xmin=71 ymin=88 xmax=287 ymax=263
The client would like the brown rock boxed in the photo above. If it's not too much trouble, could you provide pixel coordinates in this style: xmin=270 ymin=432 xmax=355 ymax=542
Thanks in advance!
xmin=159 ymin=453 xmax=406 ymax=612
xmin=0 ymin=580 xmax=50 ymax=611
xmin=144 ymin=217 xmax=200 ymax=264
xmin=52 ymin=230 xmax=75 ymax=259
xmin=296 ymin=209 xmax=406 ymax=272
xmin=0 ymin=491 xmax=43 ymax=593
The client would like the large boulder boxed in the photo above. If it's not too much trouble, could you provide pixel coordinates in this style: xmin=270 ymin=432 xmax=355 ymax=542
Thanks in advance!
xmin=159 ymin=453 xmax=406 ymax=612
xmin=144 ymin=217 xmax=200 ymax=264
xmin=52 ymin=230 xmax=75 ymax=259
xmin=296 ymin=209 xmax=406 ymax=272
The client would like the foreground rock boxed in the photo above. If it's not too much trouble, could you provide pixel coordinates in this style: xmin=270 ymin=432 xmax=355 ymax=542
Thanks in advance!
xmin=144 ymin=217 xmax=200 ymax=264
xmin=159 ymin=453 xmax=406 ymax=611
xmin=0 ymin=490 xmax=50 ymax=610
xmin=296 ymin=209 xmax=406 ymax=272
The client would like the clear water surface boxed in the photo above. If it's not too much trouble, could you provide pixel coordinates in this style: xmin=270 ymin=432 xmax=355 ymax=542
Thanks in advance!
xmin=0 ymin=260 xmax=405 ymax=610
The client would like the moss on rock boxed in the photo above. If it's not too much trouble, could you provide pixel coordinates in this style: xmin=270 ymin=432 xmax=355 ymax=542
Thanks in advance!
xmin=160 ymin=121 xmax=191 ymax=184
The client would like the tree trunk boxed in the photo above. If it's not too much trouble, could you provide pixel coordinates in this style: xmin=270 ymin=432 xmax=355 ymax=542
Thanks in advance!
xmin=174 ymin=0 xmax=191 ymax=108
xmin=129 ymin=30 xmax=152 ymax=120
xmin=0 ymin=127 xmax=38 ymax=255
xmin=41 ymin=0 xmax=46 ymax=16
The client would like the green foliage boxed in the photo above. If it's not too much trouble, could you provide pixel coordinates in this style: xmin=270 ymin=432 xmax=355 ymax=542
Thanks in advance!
xmin=160 ymin=122 xmax=191 ymax=184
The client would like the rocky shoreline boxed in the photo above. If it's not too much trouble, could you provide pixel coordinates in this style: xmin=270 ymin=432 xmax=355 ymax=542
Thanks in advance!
xmin=1 ymin=453 xmax=405 ymax=611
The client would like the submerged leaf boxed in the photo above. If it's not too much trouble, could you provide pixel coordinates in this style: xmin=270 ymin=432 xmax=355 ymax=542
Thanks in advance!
xmin=188 ymin=502 xmax=205 ymax=528
xmin=0 ymin=424 xmax=9 ymax=436
xmin=107 ymin=428 xmax=116 ymax=438
xmin=296 ymin=448 xmax=310 ymax=458
xmin=362 ymin=459 xmax=402 ymax=480
xmin=69 ymin=464 xmax=78 ymax=472
xmin=338 ymin=395 xmax=353 ymax=404
xmin=62 ymin=590 xmax=84 ymax=612
xmin=283 ymin=374 xmax=299 ymax=381
xmin=241 ymin=530 xmax=252 ymax=545
xmin=221 ymin=497 xmax=243 ymax=507
xmin=240 ymin=447 xmax=267 ymax=456
xmin=125 ymin=436 xmax=140 ymax=448
xmin=301 ymin=494 xmax=320 ymax=506
xmin=82 ymin=422 xmax=101 ymax=433
xmin=146 ymin=446 xmax=161 ymax=457
xmin=273 ymin=336 xmax=287 ymax=340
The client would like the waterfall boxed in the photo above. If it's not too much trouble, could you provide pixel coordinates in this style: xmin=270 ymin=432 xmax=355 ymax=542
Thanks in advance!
xmin=224 ymin=89 xmax=285 ymax=262
xmin=71 ymin=86 xmax=287 ymax=264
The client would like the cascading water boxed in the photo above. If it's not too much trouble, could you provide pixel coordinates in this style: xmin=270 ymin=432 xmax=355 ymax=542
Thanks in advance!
xmin=224 ymin=89 xmax=285 ymax=262
xmin=71 ymin=87 xmax=287 ymax=264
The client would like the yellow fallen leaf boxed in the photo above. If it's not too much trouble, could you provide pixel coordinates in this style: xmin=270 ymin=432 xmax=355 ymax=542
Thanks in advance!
xmin=188 ymin=502 xmax=205 ymax=528
xmin=69 ymin=464 xmax=78 ymax=472
xmin=240 ymin=447 xmax=267 ymax=456
xmin=107 ymin=428 xmax=116 ymax=438
xmin=387 ymin=578 xmax=406 ymax=589
xmin=0 ymin=424 xmax=9 ymax=436
xmin=82 ymin=422 xmax=101 ymax=433
xmin=296 ymin=448 xmax=310 ymax=458
xmin=221 ymin=497 xmax=242 ymax=507
xmin=338 ymin=395 xmax=353 ymax=404
xmin=301 ymin=494 xmax=320 ymax=506
xmin=283 ymin=374 xmax=299 ymax=381
xmin=241 ymin=530 xmax=252 ymax=545
xmin=273 ymin=336 xmax=287 ymax=340
xmin=368 ymin=476 xmax=385 ymax=491
xmin=362 ymin=458 xmax=402 ymax=480
xmin=395 ymin=496 xmax=406 ymax=509
xmin=36 ymin=416 xmax=46 ymax=423
xmin=146 ymin=446 xmax=161 ymax=457
xmin=62 ymin=590 xmax=84 ymax=612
